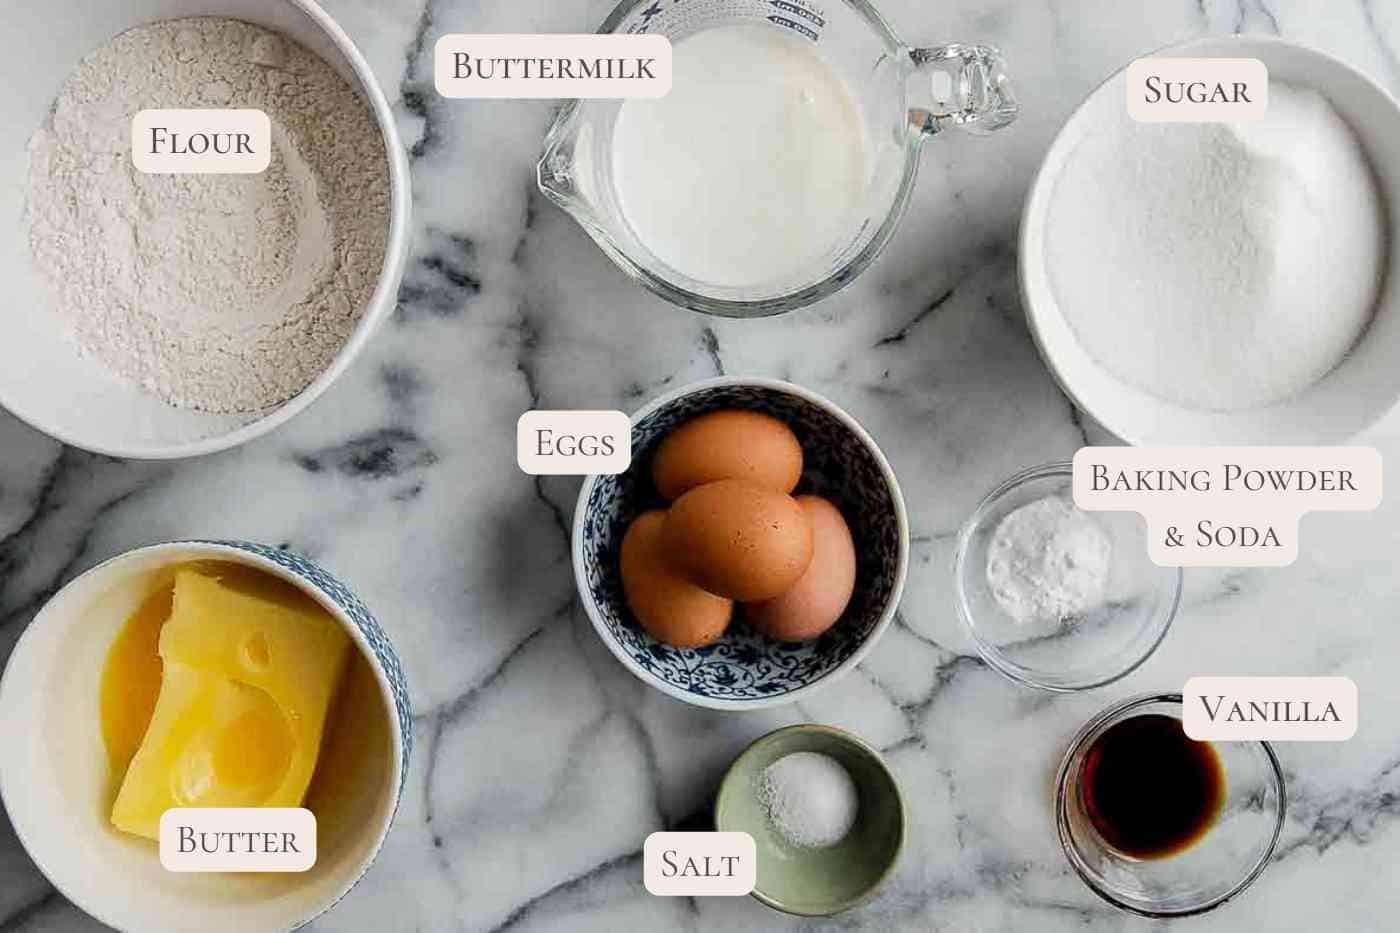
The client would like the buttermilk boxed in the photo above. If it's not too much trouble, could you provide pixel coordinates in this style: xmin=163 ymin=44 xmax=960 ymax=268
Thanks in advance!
xmin=451 ymin=55 xmax=658 ymax=80
xmin=610 ymin=24 xmax=867 ymax=289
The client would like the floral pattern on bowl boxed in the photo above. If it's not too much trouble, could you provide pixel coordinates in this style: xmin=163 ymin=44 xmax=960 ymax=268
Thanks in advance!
xmin=573 ymin=378 xmax=908 ymax=709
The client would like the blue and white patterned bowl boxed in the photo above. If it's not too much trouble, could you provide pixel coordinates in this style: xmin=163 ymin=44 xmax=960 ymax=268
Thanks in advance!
xmin=0 ymin=540 xmax=410 ymax=933
xmin=573 ymin=377 xmax=909 ymax=710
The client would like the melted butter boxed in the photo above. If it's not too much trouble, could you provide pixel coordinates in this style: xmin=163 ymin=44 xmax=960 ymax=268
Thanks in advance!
xmin=100 ymin=561 xmax=352 ymax=840
xmin=99 ymin=583 xmax=172 ymax=786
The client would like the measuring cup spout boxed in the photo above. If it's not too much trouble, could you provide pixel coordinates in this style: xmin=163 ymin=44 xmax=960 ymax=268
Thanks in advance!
xmin=907 ymin=44 xmax=1017 ymax=136
xmin=537 ymin=103 xmax=589 ymax=213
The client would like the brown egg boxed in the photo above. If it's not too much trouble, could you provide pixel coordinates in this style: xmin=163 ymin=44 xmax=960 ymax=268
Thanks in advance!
xmin=652 ymin=410 xmax=803 ymax=500
xmin=661 ymin=480 xmax=813 ymax=601
xmin=620 ymin=511 xmax=732 ymax=649
xmin=745 ymin=496 xmax=857 ymax=642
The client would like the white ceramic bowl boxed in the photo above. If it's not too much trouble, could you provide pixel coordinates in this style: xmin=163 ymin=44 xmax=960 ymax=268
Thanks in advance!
xmin=0 ymin=541 xmax=412 ymax=933
xmin=573 ymin=377 xmax=909 ymax=710
xmin=1021 ymin=36 xmax=1400 ymax=445
xmin=0 ymin=0 xmax=411 ymax=458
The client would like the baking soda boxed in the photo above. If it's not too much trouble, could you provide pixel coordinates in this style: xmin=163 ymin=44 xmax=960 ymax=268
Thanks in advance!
xmin=986 ymin=496 xmax=1111 ymax=627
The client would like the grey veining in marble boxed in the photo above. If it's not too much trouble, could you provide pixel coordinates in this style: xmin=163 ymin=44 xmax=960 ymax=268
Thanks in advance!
xmin=4 ymin=0 xmax=1400 ymax=930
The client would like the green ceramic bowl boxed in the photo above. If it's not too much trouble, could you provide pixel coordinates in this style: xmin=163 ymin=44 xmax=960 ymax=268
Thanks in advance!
xmin=715 ymin=724 xmax=906 ymax=916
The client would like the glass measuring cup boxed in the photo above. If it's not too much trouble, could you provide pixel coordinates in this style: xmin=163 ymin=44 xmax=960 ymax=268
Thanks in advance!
xmin=537 ymin=0 xmax=1016 ymax=317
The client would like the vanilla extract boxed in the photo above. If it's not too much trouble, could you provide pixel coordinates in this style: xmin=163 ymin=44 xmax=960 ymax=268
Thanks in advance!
xmin=1080 ymin=714 xmax=1225 ymax=860
xmin=1199 ymin=697 xmax=1340 ymax=723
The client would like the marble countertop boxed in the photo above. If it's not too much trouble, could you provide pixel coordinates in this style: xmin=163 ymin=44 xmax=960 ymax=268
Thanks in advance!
xmin=4 ymin=0 xmax=1400 ymax=930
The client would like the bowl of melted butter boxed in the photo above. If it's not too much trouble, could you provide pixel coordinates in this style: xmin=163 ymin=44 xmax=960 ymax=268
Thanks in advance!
xmin=0 ymin=540 xmax=410 ymax=932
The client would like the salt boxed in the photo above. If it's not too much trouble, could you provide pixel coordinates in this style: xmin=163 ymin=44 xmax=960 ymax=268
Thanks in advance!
xmin=757 ymin=751 xmax=859 ymax=849
xmin=1046 ymin=81 xmax=1384 ymax=411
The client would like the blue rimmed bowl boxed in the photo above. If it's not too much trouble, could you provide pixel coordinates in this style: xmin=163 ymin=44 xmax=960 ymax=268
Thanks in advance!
xmin=573 ymin=377 xmax=909 ymax=710
xmin=0 ymin=539 xmax=410 ymax=933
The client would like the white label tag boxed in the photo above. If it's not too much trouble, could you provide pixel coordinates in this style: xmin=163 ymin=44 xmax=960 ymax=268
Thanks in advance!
xmin=1183 ymin=677 xmax=1358 ymax=741
xmin=1073 ymin=447 xmax=1382 ymax=567
xmin=517 ymin=410 xmax=631 ymax=475
xmin=643 ymin=832 xmax=756 ymax=896
xmin=159 ymin=808 xmax=316 ymax=872
xmin=1126 ymin=58 xmax=1268 ymax=122
xmin=434 ymin=34 xmax=672 ymax=99
xmin=131 ymin=109 xmax=271 ymax=174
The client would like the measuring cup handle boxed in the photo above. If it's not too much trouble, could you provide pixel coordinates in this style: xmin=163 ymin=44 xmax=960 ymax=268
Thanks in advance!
xmin=908 ymin=44 xmax=1017 ymax=136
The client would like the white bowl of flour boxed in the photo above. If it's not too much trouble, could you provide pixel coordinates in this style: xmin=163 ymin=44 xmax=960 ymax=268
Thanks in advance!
xmin=0 ymin=0 xmax=410 ymax=458
xmin=1021 ymin=36 xmax=1400 ymax=445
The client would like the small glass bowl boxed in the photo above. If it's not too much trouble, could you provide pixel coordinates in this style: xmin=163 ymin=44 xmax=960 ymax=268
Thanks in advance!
xmin=954 ymin=462 xmax=1181 ymax=691
xmin=1055 ymin=694 xmax=1286 ymax=918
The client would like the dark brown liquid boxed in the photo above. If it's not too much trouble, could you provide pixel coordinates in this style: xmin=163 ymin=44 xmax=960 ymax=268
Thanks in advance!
xmin=1080 ymin=713 xmax=1225 ymax=860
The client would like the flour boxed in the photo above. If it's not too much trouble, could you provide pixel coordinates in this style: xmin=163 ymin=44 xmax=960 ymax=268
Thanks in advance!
xmin=25 ymin=18 xmax=389 ymax=413
xmin=985 ymin=495 xmax=1111 ymax=627
xmin=1046 ymin=82 xmax=1384 ymax=411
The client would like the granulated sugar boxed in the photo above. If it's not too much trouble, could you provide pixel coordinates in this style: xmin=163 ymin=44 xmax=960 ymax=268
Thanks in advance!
xmin=25 ymin=18 xmax=389 ymax=413
xmin=1046 ymin=82 xmax=1383 ymax=411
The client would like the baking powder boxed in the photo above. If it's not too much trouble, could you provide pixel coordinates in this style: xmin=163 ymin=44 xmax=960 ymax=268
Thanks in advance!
xmin=985 ymin=495 xmax=1111 ymax=627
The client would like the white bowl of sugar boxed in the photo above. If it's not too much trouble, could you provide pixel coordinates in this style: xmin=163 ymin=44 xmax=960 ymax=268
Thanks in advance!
xmin=1021 ymin=36 xmax=1400 ymax=445
xmin=0 ymin=0 xmax=411 ymax=458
